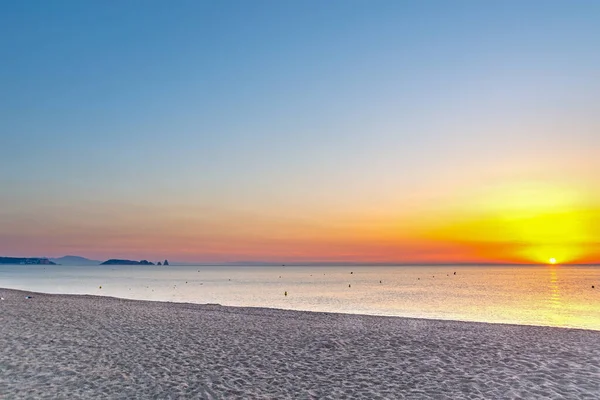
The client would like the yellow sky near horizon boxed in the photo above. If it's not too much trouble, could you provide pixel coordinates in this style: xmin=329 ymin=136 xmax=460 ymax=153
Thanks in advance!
xmin=3 ymin=177 xmax=599 ymax=264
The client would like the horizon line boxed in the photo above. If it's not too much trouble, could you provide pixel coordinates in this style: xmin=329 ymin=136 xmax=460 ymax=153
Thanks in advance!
xmin=3 ymin=255 xmax=599 ymax=267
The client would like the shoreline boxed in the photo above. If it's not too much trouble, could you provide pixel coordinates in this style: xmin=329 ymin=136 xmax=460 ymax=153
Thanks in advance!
xmin=2 ymin=286 xmax=599 ymax=333
xmin=2 ymin=287 xmax=600 ymax=398
xmin=2 ymin=287 xmax=600 ymax=333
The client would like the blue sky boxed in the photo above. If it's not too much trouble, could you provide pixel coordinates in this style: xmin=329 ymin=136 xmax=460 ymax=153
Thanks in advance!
xmin=1 ymin=1 xmax=599 ymax=261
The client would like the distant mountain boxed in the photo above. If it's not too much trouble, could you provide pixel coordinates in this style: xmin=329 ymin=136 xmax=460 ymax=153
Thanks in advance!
xmin=100 ymin=259 xmax=155 ymax=266
xmin=0 ymin=257 xmax=56 ymax=265
xmin=50 ymin=255 xmax=101 ymax=266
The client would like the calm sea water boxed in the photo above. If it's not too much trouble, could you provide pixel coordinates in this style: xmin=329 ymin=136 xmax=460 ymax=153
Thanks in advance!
xmin=1 ymin=265 xmax=599 ymax=330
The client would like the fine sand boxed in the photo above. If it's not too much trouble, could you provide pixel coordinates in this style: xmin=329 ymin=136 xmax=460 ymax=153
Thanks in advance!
xmin=1 ymin=288 xmax=599 ymax=399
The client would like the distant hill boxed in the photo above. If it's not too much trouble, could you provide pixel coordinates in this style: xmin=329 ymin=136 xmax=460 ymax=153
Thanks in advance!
xmin=100 ymin=259 xmax=155 ymax=266
xmin=0 ymin=257 xmax=56 ymax=265
xmin=50 ymin=255 xmax=101 ymax=266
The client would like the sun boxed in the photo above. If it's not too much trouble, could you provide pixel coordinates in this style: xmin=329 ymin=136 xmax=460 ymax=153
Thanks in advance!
xmin=549 ymin=258 xmax=557 ymax=265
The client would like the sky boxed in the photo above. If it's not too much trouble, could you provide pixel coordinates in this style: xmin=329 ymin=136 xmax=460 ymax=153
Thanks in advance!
xmin=1 ymin=1 xmax=599 ymax=264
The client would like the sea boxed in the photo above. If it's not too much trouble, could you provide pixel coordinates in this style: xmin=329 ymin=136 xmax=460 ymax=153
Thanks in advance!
xmin=1 ymin=264 xmax=599 ymax=331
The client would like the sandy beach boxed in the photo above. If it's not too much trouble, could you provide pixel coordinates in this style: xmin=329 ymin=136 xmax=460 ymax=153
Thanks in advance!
xmin=1 ymin=288 xmax=599 ymax=399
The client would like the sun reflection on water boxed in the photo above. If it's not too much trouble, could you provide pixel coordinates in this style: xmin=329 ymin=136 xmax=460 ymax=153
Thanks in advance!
xmin=548 ymin=266 xmax=561 ymax=309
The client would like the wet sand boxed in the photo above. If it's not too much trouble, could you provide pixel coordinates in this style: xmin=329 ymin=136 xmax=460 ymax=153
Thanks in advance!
xmin=1 ymin=288 xmax=599 ymax=399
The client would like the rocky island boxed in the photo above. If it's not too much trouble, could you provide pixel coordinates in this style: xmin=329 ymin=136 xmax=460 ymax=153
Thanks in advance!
xmin=0 ymin=257 xmax=56 ymax=265
xmin=100 ymin=259 xmax=155 ymax=266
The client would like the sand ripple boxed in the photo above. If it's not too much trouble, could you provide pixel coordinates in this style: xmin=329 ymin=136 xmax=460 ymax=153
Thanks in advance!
xmin=1 ymin=288 xmax=599 ymax=399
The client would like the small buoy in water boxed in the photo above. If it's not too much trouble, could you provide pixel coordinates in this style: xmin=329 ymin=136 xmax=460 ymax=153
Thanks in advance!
xmin=99 ymin=286 xmax=102 ymax=289
xmin=25 ymin=296 xmax=32 ymax=299
xmin=454 ymin=272 xmax=456 ymax=275
xmin=186 ymin=281 xmax=188 ymax=284
xmin=349 ymin=284 xmax=351 ymax=288
xmin=350 ymin=272 xmax=353 ymax=274
xmin=380 ymin=280 xmax=382 ymax=284
xmin=284 ymin=291 xmax=287 ymax=296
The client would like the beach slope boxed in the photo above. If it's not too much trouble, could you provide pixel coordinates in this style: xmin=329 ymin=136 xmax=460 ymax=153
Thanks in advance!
xmin=1 ymin=288 xmax=599 ymax=399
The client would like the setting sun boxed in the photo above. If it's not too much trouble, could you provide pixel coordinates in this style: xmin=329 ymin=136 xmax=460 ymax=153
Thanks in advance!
xmin=549 ymin=258 xmax=557 ymax=264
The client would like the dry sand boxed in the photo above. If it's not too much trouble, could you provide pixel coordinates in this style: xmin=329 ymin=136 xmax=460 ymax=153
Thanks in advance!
xmin=1 ymin=288 xmax=599 ymax=399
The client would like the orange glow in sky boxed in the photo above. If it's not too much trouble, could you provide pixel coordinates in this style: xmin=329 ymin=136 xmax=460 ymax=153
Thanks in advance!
xmin=3 ymin=178 xmax=599 ymax=264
